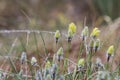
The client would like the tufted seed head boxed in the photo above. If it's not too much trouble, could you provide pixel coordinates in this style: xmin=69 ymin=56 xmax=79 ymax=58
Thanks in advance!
xmin=90 ymin=27 xmax=100 ymax=38
xmin=81 ymin=26 xmax=89 ymax=37
xmin=78 ymin=58 xmax=85 ymax=68
xmin=107 ymin=45 xmax=114 ymax=55
xmin=57 ymin=47 xmax=64 ymax=61
xmin=68 ymin=22 xmax=76 ymax=34
xmin=94 ymin=39 xmax=100 ymax=52
xmin=20 ymin=52 xmax=27 ymax=64
xmin=31 ymin=57 xmax=37 ymax=66
xmin=55 ymin=30 xmax=60 ymax=39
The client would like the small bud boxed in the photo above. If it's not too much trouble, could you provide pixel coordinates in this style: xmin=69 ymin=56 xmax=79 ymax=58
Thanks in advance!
xmin=54 ymin=30 xmax=60 ymax=43
xmin=95 ymin=58 xmax=104 ymax=70
xmin=94 ymin=39 xmax=100 ymax=53
xmin=31 ymin=57 xmax=37 ymax=66
xmin=90 ymin=27 xmax=100 ymax=38
xmin=107 ymin=45 xmax=114 ymax=55
xmin=56 ymin=47 xmax=64 ymax=62
xmin=20 ymin=52 xmax=27 ymax=64
xmin=78 ymin=58 xmax=85 ymax=69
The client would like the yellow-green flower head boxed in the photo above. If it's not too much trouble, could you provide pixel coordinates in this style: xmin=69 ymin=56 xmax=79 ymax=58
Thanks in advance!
xmin=90 ymin=27 xmax=100 ymax=38
xmin=54 ymin=30 xmax=60 ymax=38
xmin=94 ymin=39 xmax=100 ymax=47
xmin=81 ymin=26 xmax=89 ymax=37
xmin=78 ymin=58 xmax=85 ymax=67
xmin=68 ymin=22 xmax=76 ymax=34
xmin=45 ymin=60 xmax=51 ymax=69
xmin=107 ymin=45 xmax=114 ymax=55
xmin=31 ymin=57 xmax=37 ymax=65
xmin=57 ymin=47 xmax=63 ymax=55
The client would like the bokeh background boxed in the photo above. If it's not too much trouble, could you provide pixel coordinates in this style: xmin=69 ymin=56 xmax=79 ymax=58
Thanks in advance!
xmin=0 ymin=0 xmax=120 ymax=30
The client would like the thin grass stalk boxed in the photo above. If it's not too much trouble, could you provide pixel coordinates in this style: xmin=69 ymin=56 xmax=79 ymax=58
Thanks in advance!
xmin=7 ymin=38 xmax=18 ymax=74
xmin=39 ymin=32 xmax=48 ymax=56
xmin=28 ymin=61 xmax=35 ymax=80
xmin=78 ymin=41 xmax=84 ymax=61
xmin=19 ymin=37 xmax=26 ymax=52
xmin=25 ymin=32 xmax=29 ymax=80
xmin=64 ymin=42 xmax=70 ymax=74
xmin=86 ymin=49 xmax=93 ymax=79
xmin=33 ymin=32 xmax=40 ymax=56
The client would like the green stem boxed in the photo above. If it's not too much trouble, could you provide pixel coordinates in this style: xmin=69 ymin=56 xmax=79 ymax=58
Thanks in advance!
xmin=39 ymin=32 xmax=48 ymax=56
xmin=78 ymin=41 xmax=84 ymax=61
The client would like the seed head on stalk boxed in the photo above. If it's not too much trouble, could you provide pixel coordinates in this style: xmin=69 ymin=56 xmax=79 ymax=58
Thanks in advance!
xmin=54 ymin=30 xmax=60 ymax=43
xmin=31 ymin=57 xmax=37 ymax=66
xmin=107 ymin=45 xmax=114 ymax=62
xmin=90 ymin=27 xmax=100 ymax=39
xmin=68 ymin=22 xmax=76 ymax=43
xmin=81 ymin=26 xmax=89 ymax=41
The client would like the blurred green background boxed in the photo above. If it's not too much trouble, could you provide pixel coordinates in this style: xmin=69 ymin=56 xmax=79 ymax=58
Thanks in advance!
xmin=0 ymin=0 xmax=120 ymax=30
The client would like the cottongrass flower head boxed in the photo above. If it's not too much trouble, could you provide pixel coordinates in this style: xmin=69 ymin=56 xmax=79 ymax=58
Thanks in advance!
xmin=20 ymin=52 xmax=27 ymax=64
xmin=81 ymin=26 xmax=89 ymax=41
xmin=90 ymin=27 xmax=100 ymax=38
xmin=68 ymin=22 xmax=76 ymax=34
xmin=106 ymin=45 xmax=114 ymax=62
xmin=89 ymin=39 xmax=94 ymax=53
xmin=68 ymin=29 xmax=73 ymax=42
xmin=78 ymin=58 xmax=85 ymax=70
xmin=54 ymin=30 xmax=61 ymax=43
xmin=44 ymin=60 xmax=51 ymax=78
xmin=94 ymin=39 xmax=100 ymax=53
xmin=31 ymin=57 xmax=37 ymax=66
xmin=68 ymin=22 xmax=76 ymax=42
xmin=95 ymin=58 xmax=104 ymax=70
xmin=56 ymin=47 xmax=64 ymax=61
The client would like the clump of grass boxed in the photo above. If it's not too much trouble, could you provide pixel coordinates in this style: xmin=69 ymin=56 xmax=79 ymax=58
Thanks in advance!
xmin=0 ymin=22 xmax=119 ymax=80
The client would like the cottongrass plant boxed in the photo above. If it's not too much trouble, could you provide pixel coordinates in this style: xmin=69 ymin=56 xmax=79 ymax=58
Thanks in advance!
xmin=0 ymin=22 xmax=119 ymax=80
